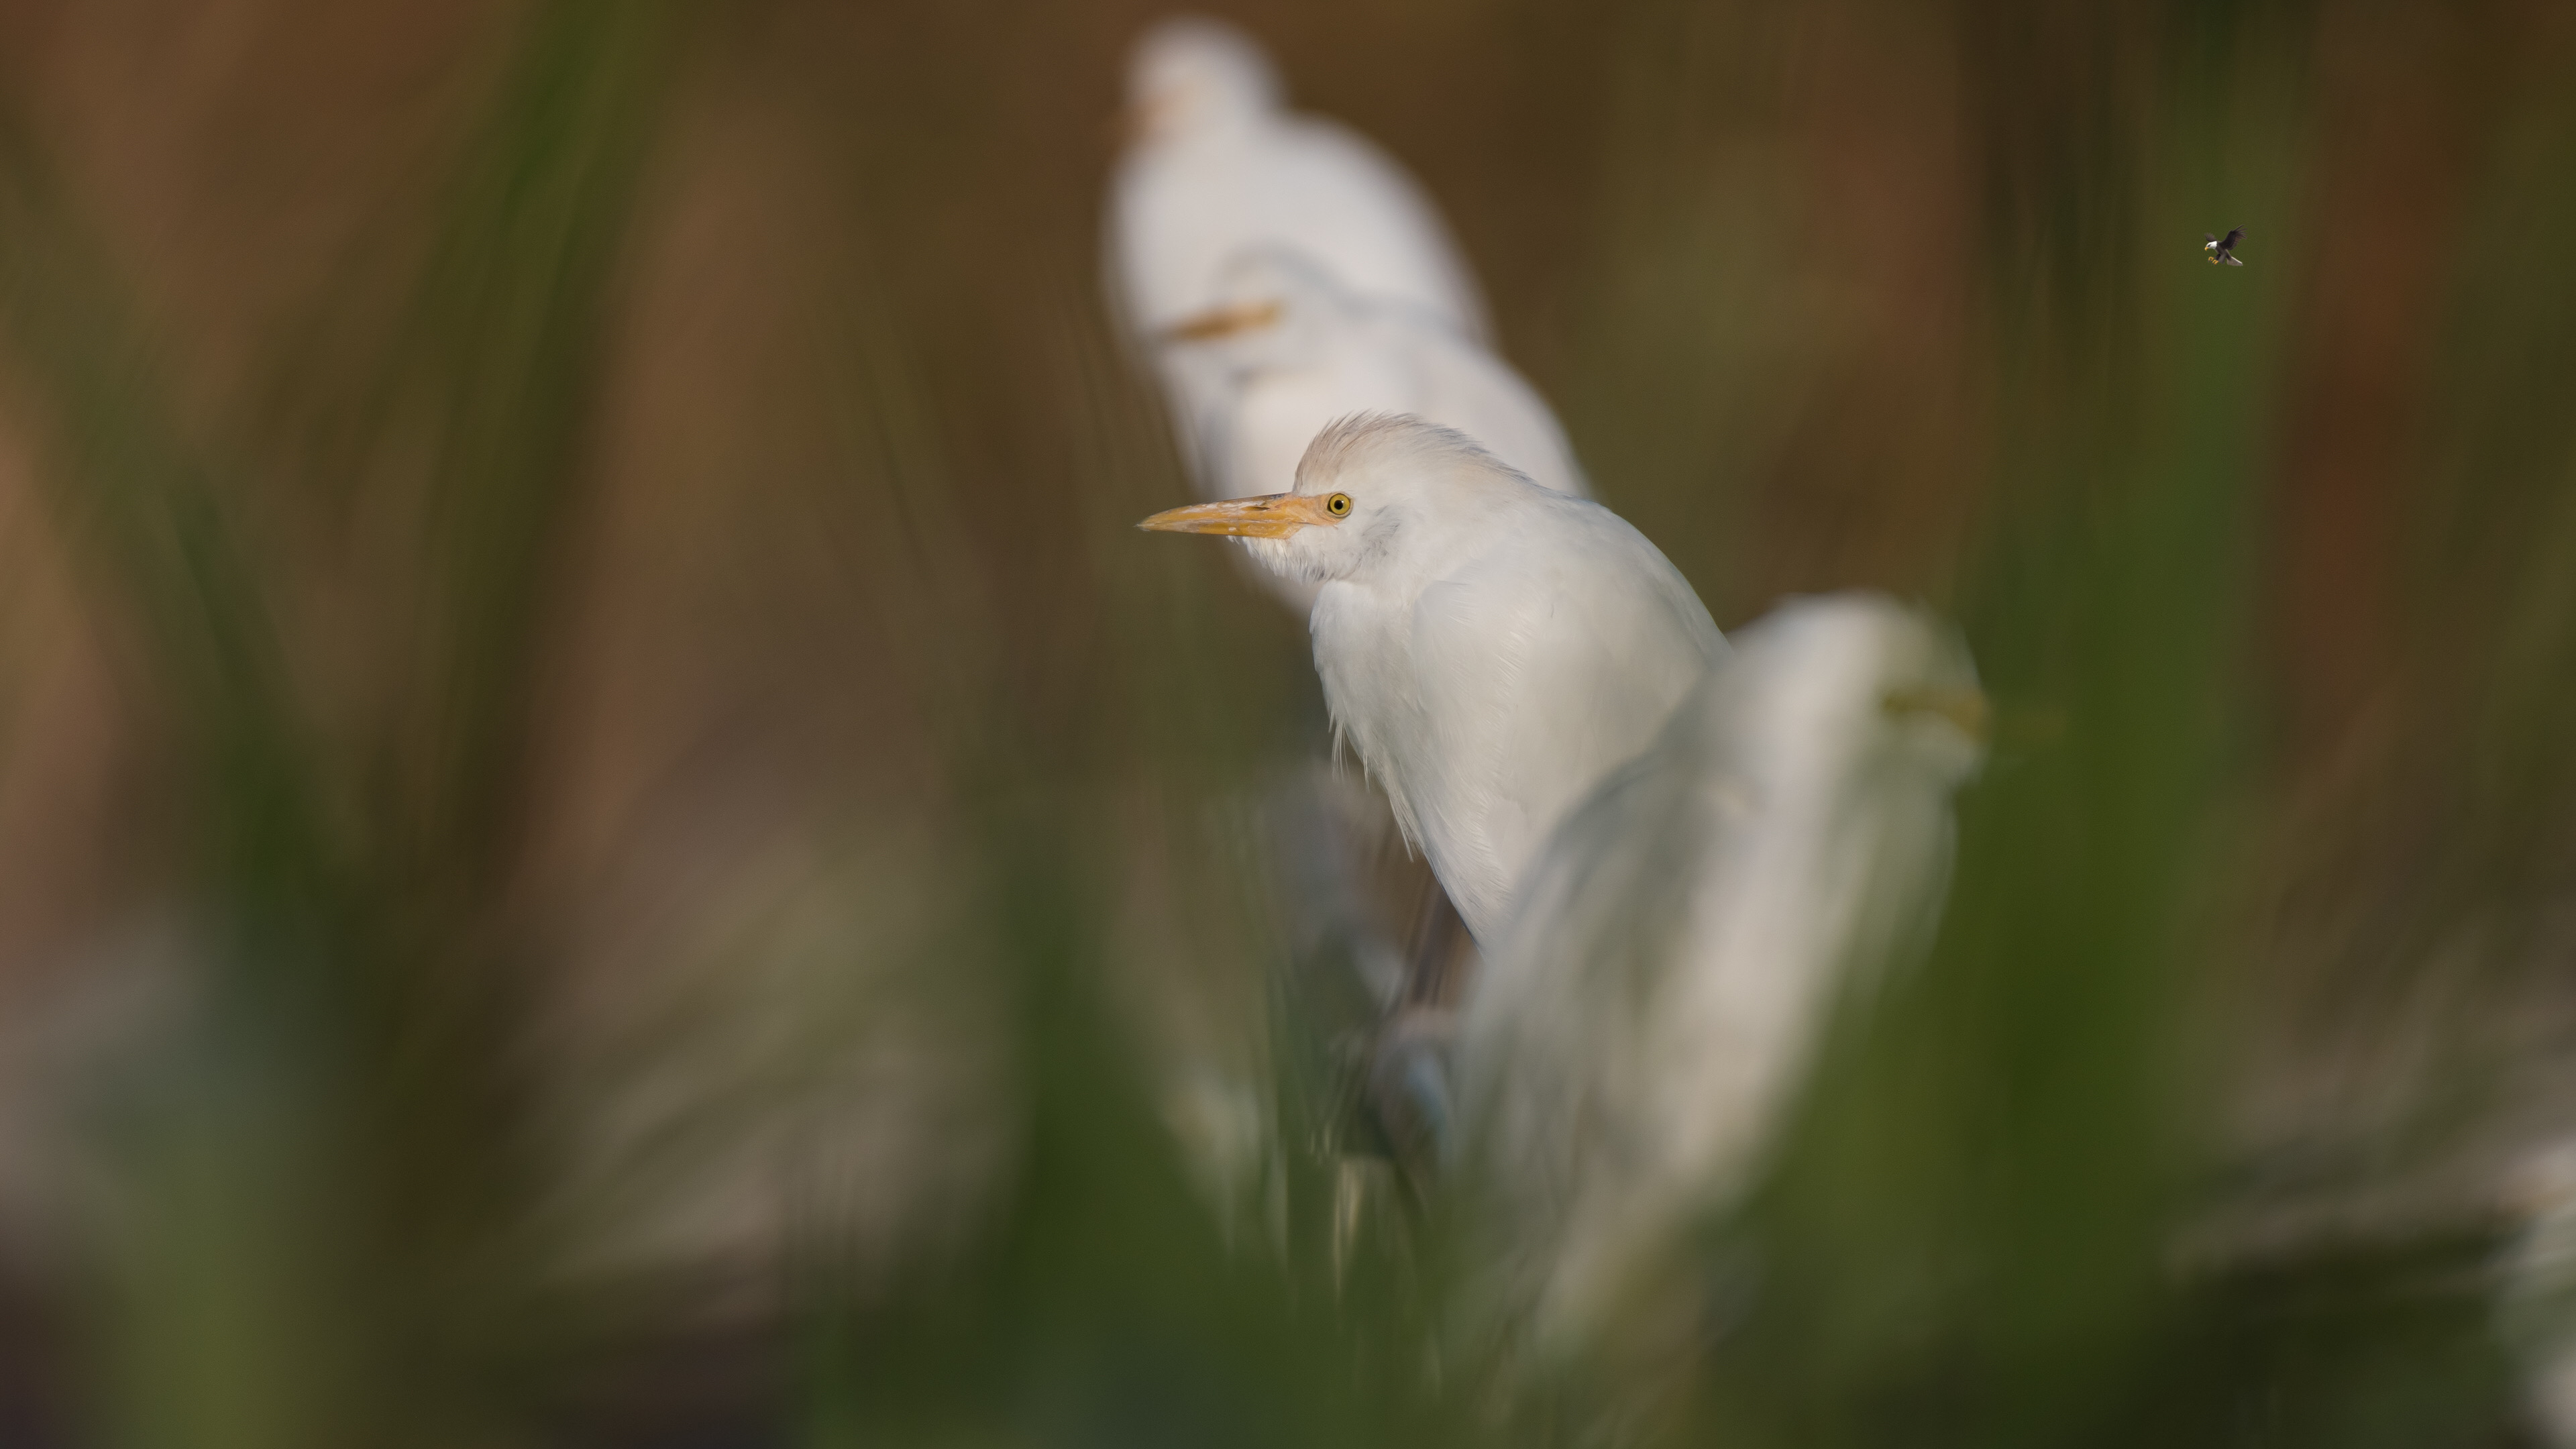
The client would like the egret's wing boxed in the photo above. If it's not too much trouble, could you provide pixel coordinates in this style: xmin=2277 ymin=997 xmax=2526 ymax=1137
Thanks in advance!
xmin=1401 ymin=505 xmax=1722 ymax=942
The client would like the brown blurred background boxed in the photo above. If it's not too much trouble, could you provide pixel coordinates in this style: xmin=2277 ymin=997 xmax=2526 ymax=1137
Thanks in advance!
xmin=0 ymin=0 xmax=2574 ymax=1444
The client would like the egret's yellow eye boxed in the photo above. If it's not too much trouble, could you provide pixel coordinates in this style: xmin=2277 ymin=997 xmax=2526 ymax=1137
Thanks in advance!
xmin=1325 ymin=492 xmax=1352 ymax=518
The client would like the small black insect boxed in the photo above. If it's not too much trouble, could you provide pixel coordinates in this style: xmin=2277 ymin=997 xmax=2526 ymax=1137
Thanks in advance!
xmin=2204 ymin=227 xmax=2246 ymax=266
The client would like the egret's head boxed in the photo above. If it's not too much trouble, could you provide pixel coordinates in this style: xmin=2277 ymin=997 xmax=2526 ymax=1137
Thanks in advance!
xmin=1155 ymin=246 xmax=1342 ymax=372
xmin=1124 ymin=17 xmax=1280 ymax=144
xmin=1138 ymin=413 xmax=1528 ymax=587
xmin=1719 ymin=594 xmax=1987 ymax=796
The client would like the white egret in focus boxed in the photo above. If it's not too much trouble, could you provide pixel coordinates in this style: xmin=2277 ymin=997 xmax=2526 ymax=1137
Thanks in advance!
xmin=1138 ymin=415 xmax=1724 ymax=949
xmin=1160 ymin=247 xmax=1589 ymax=611
xmin=1456 ymin=594 xmax=1987 ymax=1349
xmin=1107 ymin=16 xmax=1491 ymax=350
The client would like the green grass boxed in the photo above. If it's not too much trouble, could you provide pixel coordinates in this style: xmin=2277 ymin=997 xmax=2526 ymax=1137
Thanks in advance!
xmin=0 ymin=1 xmax=2571 ymax=1445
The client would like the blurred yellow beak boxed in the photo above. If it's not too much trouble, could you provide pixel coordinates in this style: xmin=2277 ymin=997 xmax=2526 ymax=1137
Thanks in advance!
xmin=1138 ymin=492 xmax=1338 ymax=538
xmin=1884 ymin=686 xmax=1992 ymax=744
xmin=1159 ymin=300 xmax=1283 ymax=344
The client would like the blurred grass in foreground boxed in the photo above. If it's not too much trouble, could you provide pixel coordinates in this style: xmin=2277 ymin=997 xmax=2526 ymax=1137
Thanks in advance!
xmin=0 ymin=1 xmax=2571 ymax=1446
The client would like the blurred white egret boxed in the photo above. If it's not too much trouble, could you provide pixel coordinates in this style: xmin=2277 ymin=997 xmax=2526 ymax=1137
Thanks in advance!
xmin=2500 ymin=1141 xmax=2576 ymax=1447
xmin=1159 ymin=247 xmax=1589 ymax=611
xmin=1139 ymin=415 xmax=1723 ymax=949
xmin=1456 ymin=594 xmax=1986 ymax=1348
xmin=1106 ymin=16 xmax=1491 ymax=352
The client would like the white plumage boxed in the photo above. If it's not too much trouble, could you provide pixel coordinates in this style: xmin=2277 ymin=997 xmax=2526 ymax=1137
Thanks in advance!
xmin=2500 ymin=1142 xmax=2576 ymax=1449
xmin=1140 ymin=415 xmax=1724 ymax=949
xmin=1106 ymin=16 xmax=1491 ymax=351
xmin=1456 ymin=593 xmax=1987 ymax=1348
xmin=1163 ymin=247 xmax=1590 ymax=610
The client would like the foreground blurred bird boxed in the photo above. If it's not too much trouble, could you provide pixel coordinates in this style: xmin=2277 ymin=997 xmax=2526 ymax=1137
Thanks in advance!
xmin=2204 ymin=227 xmax=2246 ymax=265
xmin=1106 ymin=16 xmax=1491 ymax=350
xmin=2500 ymin=1142 xmax=2576 ymax=1447
xmin=1161 ymin=246 xmax=1589 ymax=611
xmin=1139 ymin=415 xmax=1723 ymax=949
xmin=1457 ymin=595 xmax=1986 ymax=1350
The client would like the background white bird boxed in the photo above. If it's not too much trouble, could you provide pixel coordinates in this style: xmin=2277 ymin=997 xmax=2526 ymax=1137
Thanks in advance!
xmin=1161 ymin=246 xmax=1590 ymax=611
xmin=1456 ymin=593 xmax=1987 ymax=1352
xmin=1140 ymin=415 xmax=1725 ymax=951
xmin=1106 ymin=16 xmax=1491 ymax=350
xmin=1105 ymin=16 xmax=1496 ymax=491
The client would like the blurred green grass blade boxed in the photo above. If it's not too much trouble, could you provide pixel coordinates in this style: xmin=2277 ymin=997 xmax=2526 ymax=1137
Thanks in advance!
xmin=0 ymin=112 xmax=337 ymax=941
xmin=1654 ymin=16 xmax=2308 ymax=1448
xmin=2415 ymin=65 xmax=2576 ymax=918
xmin=381 ymin=0 xmax=680 ymax=900
xmin=0 ymin=3 xmax=684 ymax=1445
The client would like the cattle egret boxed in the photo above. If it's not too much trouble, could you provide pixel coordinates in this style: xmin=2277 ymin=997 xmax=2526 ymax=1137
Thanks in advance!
xmin=1456 ymin=593 xmax=1986 ymax=1348
xmin=1139 ymin=415 xmax=1724 ymax=949
xmin=1159 ymin=246 xmax=1589 ymax=611
xmin=1106 ymin=17 xmax=1491 ymax=352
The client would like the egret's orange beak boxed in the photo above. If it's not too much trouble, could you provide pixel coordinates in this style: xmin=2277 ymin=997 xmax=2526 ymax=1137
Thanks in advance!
xmin=1883 ymin=686 xmax=1992 ymax=744
xmin=1158 ymin=299 xmax=1283 ymax=345
xmin=1138 ymin=492 xmax=1339 ymax=538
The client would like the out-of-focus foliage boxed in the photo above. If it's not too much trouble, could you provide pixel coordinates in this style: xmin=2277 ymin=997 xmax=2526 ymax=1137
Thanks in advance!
xmin=0 ymin=1 xmax=2570 ymax=1446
